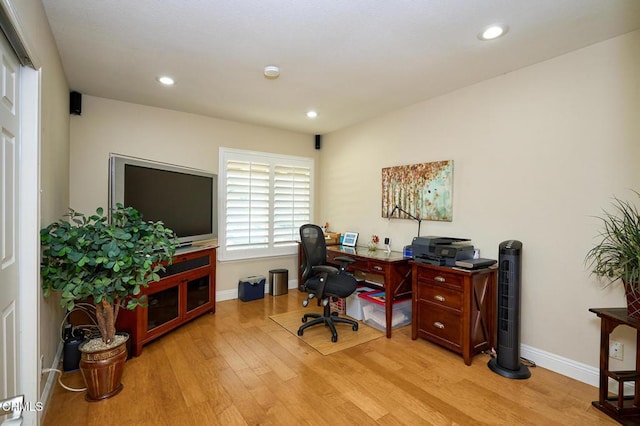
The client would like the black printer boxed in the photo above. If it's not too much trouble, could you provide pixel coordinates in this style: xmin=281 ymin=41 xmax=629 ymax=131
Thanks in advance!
xmin=411 ymin=236 xmax=474 ymax=266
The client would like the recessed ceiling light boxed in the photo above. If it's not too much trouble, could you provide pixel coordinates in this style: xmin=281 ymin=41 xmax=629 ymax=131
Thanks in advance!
xmin=306 ymin=111 xmax=318 ymax=119
xmin=157 ymin=76 xmax=175 ymax=86
xmin=264 ymin=65 xmax=280 ymax=79
xmin=478 ymin=24 xmax=509 ymax=41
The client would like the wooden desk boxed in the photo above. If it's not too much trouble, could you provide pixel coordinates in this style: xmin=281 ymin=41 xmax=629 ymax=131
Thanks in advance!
xmin=589 ymin=307 xmax=640 ymax=425
xmin=298 ymin=244 xmax=411 ymax=338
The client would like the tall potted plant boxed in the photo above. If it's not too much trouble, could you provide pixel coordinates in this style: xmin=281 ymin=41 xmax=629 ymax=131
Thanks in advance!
xmin=586 ymin=191 xmax=640 ymax=319
xmin=40 ymin=204 xmax=176 ymax=400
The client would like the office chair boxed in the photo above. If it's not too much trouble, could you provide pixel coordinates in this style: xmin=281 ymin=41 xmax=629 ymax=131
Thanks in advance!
xmin=298 ymin=223 xmax=359 ymax=342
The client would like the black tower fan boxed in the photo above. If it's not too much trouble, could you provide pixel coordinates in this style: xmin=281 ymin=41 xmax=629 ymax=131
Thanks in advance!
xmin=488 ymin=240 xmax=530 ymax=379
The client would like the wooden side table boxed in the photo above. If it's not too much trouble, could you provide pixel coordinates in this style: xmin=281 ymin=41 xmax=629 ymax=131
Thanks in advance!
xmin=589 ymin=307 xmax=640 ymax=425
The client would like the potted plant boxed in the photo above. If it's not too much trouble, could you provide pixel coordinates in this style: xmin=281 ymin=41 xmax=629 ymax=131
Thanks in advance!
xmin=40 ymin=203 xmax=177 ymax=400
xmin=586 ymin=191 xmax=640 ymax=319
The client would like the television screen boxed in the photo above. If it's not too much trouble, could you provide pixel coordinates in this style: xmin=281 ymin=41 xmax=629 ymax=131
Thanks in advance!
xmin=109 ymin=154 xmax=217 ymax=246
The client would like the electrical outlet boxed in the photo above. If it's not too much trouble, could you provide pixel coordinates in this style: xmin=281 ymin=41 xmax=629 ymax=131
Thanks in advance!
xmin=610 ymin=341 xmax=624 ymax=361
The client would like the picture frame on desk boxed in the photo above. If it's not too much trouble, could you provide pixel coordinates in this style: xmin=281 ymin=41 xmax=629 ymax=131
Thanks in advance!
xmin=342 ymin=232 xmax=358 ymax=247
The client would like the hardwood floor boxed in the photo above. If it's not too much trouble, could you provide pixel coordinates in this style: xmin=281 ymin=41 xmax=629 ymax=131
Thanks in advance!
xmin=43 ymin=291 xmax=615 ymax=425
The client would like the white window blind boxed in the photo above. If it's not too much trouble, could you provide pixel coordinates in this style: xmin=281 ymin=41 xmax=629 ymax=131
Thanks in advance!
xmin=219 ymin=148 xmax=313 ymax=261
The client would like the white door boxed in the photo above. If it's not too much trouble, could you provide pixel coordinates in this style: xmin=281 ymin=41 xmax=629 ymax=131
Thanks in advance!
xmin=0 ymin=29 xmax=21 ymax=402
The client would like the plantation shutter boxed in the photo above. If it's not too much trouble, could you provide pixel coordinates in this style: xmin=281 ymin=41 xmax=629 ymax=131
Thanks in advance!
xmin=274 ymin=165 xmax=311 ymax=245
xmin=225 ymin=160 xmax=270 ymax=251
xmin=219 ymin=148 xmax=314 ymax=261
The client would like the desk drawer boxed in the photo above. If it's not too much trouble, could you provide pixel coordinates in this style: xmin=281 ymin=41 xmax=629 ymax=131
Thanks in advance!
xmin=327 ymin=251 xmax=387 ymax=275
xmin=417 ymin=303 xmax=461 ymax=349
xmin=368 ymin=260 xmax=388 ymax=274
xmin=416 ymin=283 xmax=462 ymax=310
xmin=417 ymin=268 xmax=463 ymax=288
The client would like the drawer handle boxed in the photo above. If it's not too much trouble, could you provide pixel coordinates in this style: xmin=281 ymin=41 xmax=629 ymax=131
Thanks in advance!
xmin=434 ymin=322 xmax=445 ymax=329
xmin=434 ymin=295 xmax=445 ymax=302
xmin=373 ymin=265 xmax=382 ymax=271
xmin=434 ymin=276 xmax=445 ymax=282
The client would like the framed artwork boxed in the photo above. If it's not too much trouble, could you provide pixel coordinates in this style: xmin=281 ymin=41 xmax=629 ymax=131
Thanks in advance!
xmin=342 ymin=232 xmax=359 ymax=247
xmin=382 ymin=160 xmax=453 ymax=222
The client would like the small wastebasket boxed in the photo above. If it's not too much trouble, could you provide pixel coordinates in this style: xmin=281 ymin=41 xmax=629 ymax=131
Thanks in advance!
xmin=269 ymin=269 xmax=288 ymax=296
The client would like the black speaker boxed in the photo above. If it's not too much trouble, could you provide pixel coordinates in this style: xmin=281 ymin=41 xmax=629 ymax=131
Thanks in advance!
xmin=70 ymin=91 xmax=82 ymax=115
xmin=488 ymin=240 xmax=530 ymax=379
xmin=314 ymin=134 xmax=321 ymax=150
xmin=62 ymin=327 xmax=84 ymax=372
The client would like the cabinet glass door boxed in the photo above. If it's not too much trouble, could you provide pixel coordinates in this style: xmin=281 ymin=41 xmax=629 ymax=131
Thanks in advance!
xmin=186 ymin=276 xmax=210 ymax=312
xmin=147 ymin=286 xmax=179 ymax=330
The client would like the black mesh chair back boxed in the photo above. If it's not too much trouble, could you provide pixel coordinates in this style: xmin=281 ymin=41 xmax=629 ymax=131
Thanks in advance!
xmin=299 ymin=224 xmax=326 ymax=283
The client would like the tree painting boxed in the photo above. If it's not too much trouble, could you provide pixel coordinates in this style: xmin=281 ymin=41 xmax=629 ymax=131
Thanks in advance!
xmin=382 ymin=160 xmax=453 ymax=221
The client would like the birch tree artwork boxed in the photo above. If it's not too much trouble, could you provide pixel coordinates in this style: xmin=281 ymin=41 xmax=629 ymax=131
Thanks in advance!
xmin=382 ymin=160 xmax=453 ymax=221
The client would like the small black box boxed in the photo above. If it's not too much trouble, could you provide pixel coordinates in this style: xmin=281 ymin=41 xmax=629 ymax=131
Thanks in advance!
xmin=70 ymin=91 xmax=82 ymax=115
xmin=238 ymin=275 xmax=265 ymax=301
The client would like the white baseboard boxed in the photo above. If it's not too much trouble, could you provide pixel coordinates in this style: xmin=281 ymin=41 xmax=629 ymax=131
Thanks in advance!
xmin=217 ymin=280 xmax=298 ymax=302
xmin=40 ymin=341 xmax=64 ymax=419
xmin=520 ymin=344 xmax=599 ymax=386
xmin=521 ymin=344 xmax=632 ymax=395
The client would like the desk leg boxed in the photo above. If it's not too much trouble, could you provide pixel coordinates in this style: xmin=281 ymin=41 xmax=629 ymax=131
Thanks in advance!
xmin=385 ymin=297 xmax=392 ymax=338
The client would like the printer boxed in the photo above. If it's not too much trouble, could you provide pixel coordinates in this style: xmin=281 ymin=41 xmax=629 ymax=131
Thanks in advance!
xmin=411 ymin=236 xmax=475 ymax=266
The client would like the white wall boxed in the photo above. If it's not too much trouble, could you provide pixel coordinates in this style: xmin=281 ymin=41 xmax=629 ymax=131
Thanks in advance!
xmin=319 ymin=30 xmax=640 ymax=371
xmin=69 ymin=96 xmax=318 ymax=295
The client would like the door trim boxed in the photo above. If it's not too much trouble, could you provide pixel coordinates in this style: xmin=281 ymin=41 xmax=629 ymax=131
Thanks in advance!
xmin=18 ymin=64 xmax=40 ymax=426
xmin=0 ymin=1 xmax=41 ymax=425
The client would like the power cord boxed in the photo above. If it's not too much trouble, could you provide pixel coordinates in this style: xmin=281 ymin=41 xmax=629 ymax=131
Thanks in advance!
xmin=483 ymin=348 xmax=536 ymax=367
xmin=519 ymin=356 xmax=537 ymax=368
xmin=41 ymin=368 xmax=86 ymax=392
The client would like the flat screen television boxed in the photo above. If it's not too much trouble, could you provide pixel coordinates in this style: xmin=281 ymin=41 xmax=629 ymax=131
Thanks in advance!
xmin=109 ymin=154 xmax=217 ymax=247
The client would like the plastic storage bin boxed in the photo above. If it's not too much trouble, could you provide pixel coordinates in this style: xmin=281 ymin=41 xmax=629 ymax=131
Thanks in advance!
xmin=345 ymin=286 xmax=378 ymax=320
xmin=238 ymin=275 xmax=266 ymax=301
xmin=358 ymin=291 xmax=412 ymax=332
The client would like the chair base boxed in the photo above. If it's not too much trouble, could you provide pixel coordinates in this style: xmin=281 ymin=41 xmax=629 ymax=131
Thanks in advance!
xmin=297 ymin=300 xmax=359 ymax=342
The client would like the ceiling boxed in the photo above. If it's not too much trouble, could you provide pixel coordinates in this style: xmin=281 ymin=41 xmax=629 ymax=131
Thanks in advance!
xmin=42 ymin=0 xmax=640 ymax=135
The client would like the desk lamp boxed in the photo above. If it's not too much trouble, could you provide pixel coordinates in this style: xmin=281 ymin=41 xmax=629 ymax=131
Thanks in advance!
xmin=389 ymin=204 xmax=422 ymax=236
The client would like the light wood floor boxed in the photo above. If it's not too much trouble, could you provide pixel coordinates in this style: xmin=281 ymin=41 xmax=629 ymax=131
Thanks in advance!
xmin=43 ymin=291 xmax=615 ymax=425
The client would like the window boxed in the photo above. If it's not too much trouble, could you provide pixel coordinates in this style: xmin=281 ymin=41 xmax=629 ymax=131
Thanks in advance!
xmin=219 ymin=148 xmax=313 ymax=261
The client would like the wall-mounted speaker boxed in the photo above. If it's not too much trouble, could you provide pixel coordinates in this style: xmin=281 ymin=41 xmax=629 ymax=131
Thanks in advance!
xmin=314 ymin=134 xmax=321 ymax=150
xmin=488 ymin=239 xmax=531 ymax=379
xmin=70 ymin=91 xmax=82 ymax=115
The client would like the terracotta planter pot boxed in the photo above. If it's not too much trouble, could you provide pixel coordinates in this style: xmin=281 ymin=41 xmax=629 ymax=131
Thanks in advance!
xmin=79 ymin=333 xmax=129 ymax=402
xmin=624 ymin=281 xmax=640 ymax=320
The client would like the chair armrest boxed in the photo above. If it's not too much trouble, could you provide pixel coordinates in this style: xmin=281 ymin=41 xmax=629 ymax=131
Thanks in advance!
xmin=334 ymin=256 xmax=355 ymax=264
xmin=312 ymin=265 xmax=339 ymax=274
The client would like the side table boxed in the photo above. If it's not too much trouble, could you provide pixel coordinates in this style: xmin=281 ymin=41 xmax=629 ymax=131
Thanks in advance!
xmin=589 ymin=307 xmax=640 ymax=425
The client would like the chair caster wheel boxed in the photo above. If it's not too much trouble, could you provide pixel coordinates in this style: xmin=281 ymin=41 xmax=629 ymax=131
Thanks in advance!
xmin=302 ymin=300 xmax=309 ymax=307
xmin=331 ymin=335 xmax=338 ymax=343
xmin=297 ymin=329 xmax=304 ymax=336
xmin=301 ymin=317 xmax=308 ymax=323
xmin=352 ymin=324 xmax=358 ymax=331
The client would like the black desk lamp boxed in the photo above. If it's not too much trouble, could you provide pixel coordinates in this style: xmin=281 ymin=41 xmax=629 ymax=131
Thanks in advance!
xmin=389 ymin=204 xmax=422 ymax=236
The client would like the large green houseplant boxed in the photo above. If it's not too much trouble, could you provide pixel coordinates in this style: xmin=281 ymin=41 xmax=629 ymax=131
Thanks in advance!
xmin=40 ymin=203 xmax=176 ymax=400
xmin=586 ymin=191 xmax=640 ymax=318
xmin=41 ymin=203 xmax=177 ymax=344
